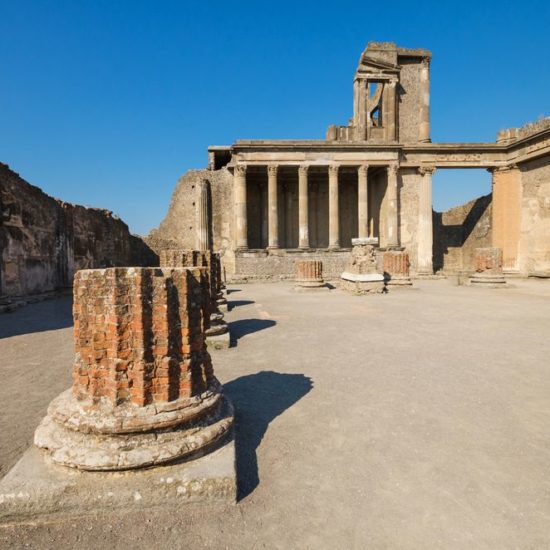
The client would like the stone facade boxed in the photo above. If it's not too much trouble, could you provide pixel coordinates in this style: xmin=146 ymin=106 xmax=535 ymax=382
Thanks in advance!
xmin=34 ymin=267 xmax=233 ymax=470
xmin=0 ymin=163 xmax=157 ymax=299
xmin=149 ymin=43 xmax=550 ymax=281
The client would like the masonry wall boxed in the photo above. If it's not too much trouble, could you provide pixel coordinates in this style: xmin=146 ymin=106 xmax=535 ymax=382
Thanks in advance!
xmin=397 ymin=59 xmax=422 ymax=143
xmin=398 ymin=169 xmax=421 ymax=273
xmin=433 ymin=194 xmax=492 ymax=274
xmin=0 ymin=163 xmax=157 ymax=298
xmin=518 ymin=156 xmax=550 ymax=275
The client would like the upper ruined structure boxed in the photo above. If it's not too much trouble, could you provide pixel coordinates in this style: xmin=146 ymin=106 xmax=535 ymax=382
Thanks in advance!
xmin=327 ymin=42 xmax=431 ymax=143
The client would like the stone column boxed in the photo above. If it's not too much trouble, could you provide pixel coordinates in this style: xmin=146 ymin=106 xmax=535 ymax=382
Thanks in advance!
xmin=419 ymin=58 xmax=430 ymax=143
xmin=196 ymin=179 xmax=210 ymax=251
xmin=386 ymin=80 xmax=397 ymax=142
xmin=294 ymin=260 xmax=327 ymax=291
xmin=328 ymin=164 xmax=340 ymax=249
xmin=417 ymin=166 xmax=435 ymax=275
xmin=267 ymin=165 xmax=279 ymax=249
xmin=357 ymin=165 xmax=369 ymax=239
xmin=470 ymin=247 xmax=507 ymax=287
xmin=234 ymin=164 xmax=248 ymax=250
xmin=34 ymin=267 xmax=234 ymax=471
xmin=386 ymin=164 xmax=399 ymax=248
xmin=298 ymin=165 xmax=309 ymax=249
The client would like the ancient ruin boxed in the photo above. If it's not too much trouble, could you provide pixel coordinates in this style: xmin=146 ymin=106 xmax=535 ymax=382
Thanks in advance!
xmin=469 ymin=247 xmax=508 ymax=288
xmin=148 ymin=42 xmax=550 ymax=283
xmin=294 ymin=260 xmax=327 ymax=291
xmin=159 ymin=249 xmax=230 ymax=349
xmin=0 ymin=266 xmax=236 ymax=520
xmin=341 ymin=238 xmax=385 ymax=294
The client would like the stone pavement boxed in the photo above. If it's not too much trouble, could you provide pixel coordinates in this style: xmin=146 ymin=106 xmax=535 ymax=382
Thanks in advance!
xmin=1 ymin=279 xmax=550 ymax=549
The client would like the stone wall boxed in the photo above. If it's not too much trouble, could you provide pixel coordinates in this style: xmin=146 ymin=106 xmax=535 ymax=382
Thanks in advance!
xmin=147 ymin=167 xmax=233 ymax=256
xmin=0 ymin=163 xmax=157 ymax=298
xmin=433 ymin=194 xmax=492 ymax=274
xmin=518 ymin=155 xmax=550 ymax=275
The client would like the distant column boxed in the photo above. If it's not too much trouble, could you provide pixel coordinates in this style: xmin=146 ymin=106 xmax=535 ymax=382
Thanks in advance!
xmin=417 ymin=166 xmax=435 ymax=274
xmin=196 ymin=179 xmax=210 ymax=251
xmin=234 ymin=164 xmax=248 ymax=250
xmin=386 ymin=80 xmax=397 ymax=142
xmin=267 ymin=165 xmax=279 ymax=249
xmin=386 ymin=164 xmax=399 ymax=248
xmin=298 ymin=165 xmax=309 ymax=249
xmin=357 ymin=165 xmax=369 ymax=239
xmin=419 ymin=58 xmax=431 ymax=143
xmin=328 ymin=164 xmax=340 ymax=249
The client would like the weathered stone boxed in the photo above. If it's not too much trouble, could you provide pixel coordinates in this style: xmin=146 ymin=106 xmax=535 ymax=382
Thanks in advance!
xmin=469 ymin=247 xmax=508 ymax=288
xmin=33 ymin=267 xmax=234 ymax=471
xmin=383 ymin=250 xmax=413 ymax=287
xmin=341 ymin=238 xmax=385 ymax=294
xmin=294 ymin=260 xmax=328 ymax=291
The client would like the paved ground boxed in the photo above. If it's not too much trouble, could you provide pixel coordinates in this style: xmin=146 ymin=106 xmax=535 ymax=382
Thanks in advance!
xmin=1 ymin=279 xmax=550 ymax=549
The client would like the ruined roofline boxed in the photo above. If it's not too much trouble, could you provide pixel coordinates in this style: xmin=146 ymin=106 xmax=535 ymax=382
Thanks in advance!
xmin=497 ymin=116 xmax=550 ymax=143
xmin=363 ymin=41 xmax=432 ymax=59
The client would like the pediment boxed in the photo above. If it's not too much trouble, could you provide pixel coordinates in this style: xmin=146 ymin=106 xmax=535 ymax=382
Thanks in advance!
xmin=357 ymin=55 xmax=400 ymax=74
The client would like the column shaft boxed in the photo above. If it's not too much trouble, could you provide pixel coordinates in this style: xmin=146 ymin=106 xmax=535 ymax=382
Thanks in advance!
xmin=417 ymin=167 xmax=434 ymax=274
xmin=234 ymin=165 xmax=248 ymax=250
xmin=357 ymin=165 xmax=369 ymax=239
xmin=328 ymin=165 xmax=340 ymax=249
xmin=419 ymin=58 xmax=431 ymax=142
xmin=298 ymin=165 xmax=309 ymax=249
xmin=267 ymin=165 xmax=279 ymax=249
xmin=386 ymin=164 xmax=399 ymax=248
xmin=196 ymin=179 xmax=210 ymax=251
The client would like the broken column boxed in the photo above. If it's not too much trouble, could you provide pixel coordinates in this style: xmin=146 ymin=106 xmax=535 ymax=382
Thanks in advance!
xmin=34 ymin=267 xmax=234 ymax=471
xmin=341 ymin=238 xmax=385 ymax=294
xmin=294 ymin=260 xmax=328 ymax=291
xmin=383 ymin=250 xmax=413 ymax=287
xmin=469 ymin=247 xmax=508 ymax=288
xmin=159 ymin=249 xmax=230 ymax=349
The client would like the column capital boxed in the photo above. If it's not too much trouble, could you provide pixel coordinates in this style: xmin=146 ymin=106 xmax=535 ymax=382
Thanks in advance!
xmin=388 ymin=163 xmax=399 ymax=178
xmin=267 ymin=164 xmax=278 ymax=177
xmin=328 ymin=164 xmax=339 ymax=176
xmin=234 ymin=164 xmax=247 ymax=177
xmin=421 ymin=56 xmax=430 ymax=67
xmin=358 ymin=164 xmax=370 ymax=176
xmin=489 ymin=164 xmax=518 ymax=174
xmin=298 ymin=164 xmax=309 ymax=176
xmin=418 ymin=165 xmax=436 ymax=176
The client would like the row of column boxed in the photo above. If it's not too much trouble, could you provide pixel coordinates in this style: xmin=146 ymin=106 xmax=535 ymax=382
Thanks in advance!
xmin=234 ymin=164 xmax=434 ymax=269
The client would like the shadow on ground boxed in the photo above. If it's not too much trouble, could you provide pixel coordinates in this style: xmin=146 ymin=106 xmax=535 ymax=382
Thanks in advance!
xmin=224 ymin=371 xmax=313 ymax=500
xmin=0 ymin=296 xmax=73 ymax=339
xmin=229 ymin=300 xmax=255 ymax=309
xmin=229 ymin=318 xmax=276 ymax=345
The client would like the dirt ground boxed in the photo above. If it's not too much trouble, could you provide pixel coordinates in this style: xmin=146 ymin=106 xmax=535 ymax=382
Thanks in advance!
xmin=1 ymin=279 xmax=550 ymax=549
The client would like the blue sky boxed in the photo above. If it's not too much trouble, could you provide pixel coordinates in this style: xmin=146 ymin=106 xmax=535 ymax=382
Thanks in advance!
xmin=1 ymin=0 xmax=549 ymax=235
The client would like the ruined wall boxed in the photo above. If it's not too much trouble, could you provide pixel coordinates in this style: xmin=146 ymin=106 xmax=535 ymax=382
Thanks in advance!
xmin=0 ymin=163 xmax=157 ymax=298
xmin=398 ymin=169 xmax=421 ymax=272
xmin=433 ymin=194 xmax=492 ymax=274
xmin=147 ymin=167 xmax=233 ymax=257
xmin=518 ymin=156 xmax=550 ymax=275
xmin=398 ymin=60 xmax=422 ymax=143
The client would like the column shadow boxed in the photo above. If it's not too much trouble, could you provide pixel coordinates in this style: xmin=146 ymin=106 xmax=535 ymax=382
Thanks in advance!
xmin=223 ymin=371 xmax=313 ymax=500
xmin=229 ymin=299 xmax=255 ymax=308
xmin=229 ymin=318 xmax=276 ymax=346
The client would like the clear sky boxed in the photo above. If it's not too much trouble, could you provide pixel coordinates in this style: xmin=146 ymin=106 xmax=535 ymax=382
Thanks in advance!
xmin=1 ymin=0 xmax=549 ymax=235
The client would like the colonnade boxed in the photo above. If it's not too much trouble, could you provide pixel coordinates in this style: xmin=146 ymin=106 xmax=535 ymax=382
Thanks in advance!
xmin=233 ymin=163 xmax=434 ymax=272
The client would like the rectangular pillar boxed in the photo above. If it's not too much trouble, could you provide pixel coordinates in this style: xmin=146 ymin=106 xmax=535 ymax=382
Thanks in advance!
xmin=357 ymin=165 xmax=369 ymax=239
xmin=298 ymin=165 xmax=309 ymax=249
xmin=419 ymin=58 xmax=431 ymax=143
xmin=233 ymin=164 xmax=248 ymax=250
xmin=417 ymin=166 xmax=435 ymax=274
xmin=267 ymin=165 xmax=279 ymax=249
xmin=386 ymin=164 xmax=399 ymax=248
xmin=328 ymin=165 xmax=340 ymax=249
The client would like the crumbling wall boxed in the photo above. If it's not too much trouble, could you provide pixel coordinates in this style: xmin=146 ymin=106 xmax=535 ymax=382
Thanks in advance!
xmin=0 ymin=163 xmax=157 ymax=298
xmin=147 ymin=167 xmax=234 ymax=268
xmin=518 ymin=156 xmax=550 ymax=275
xmin=433 ymin=194 xmax=492 ymax=274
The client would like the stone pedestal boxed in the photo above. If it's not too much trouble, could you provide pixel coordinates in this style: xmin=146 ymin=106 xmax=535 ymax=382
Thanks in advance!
xmin=469 ymin=247 xmax=508 ymax=288
xmin=0 ymin=267 xmax=236 ymax=522
xmin=294 ymin=260 xmax=328 ymax=291
xmin=341 ymin=238 xmax=385 ymax=294
xmin=383 ymin=249 xmax=413 ymax=287
xmin=160 ymin=249 xmax=230 ymax=349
